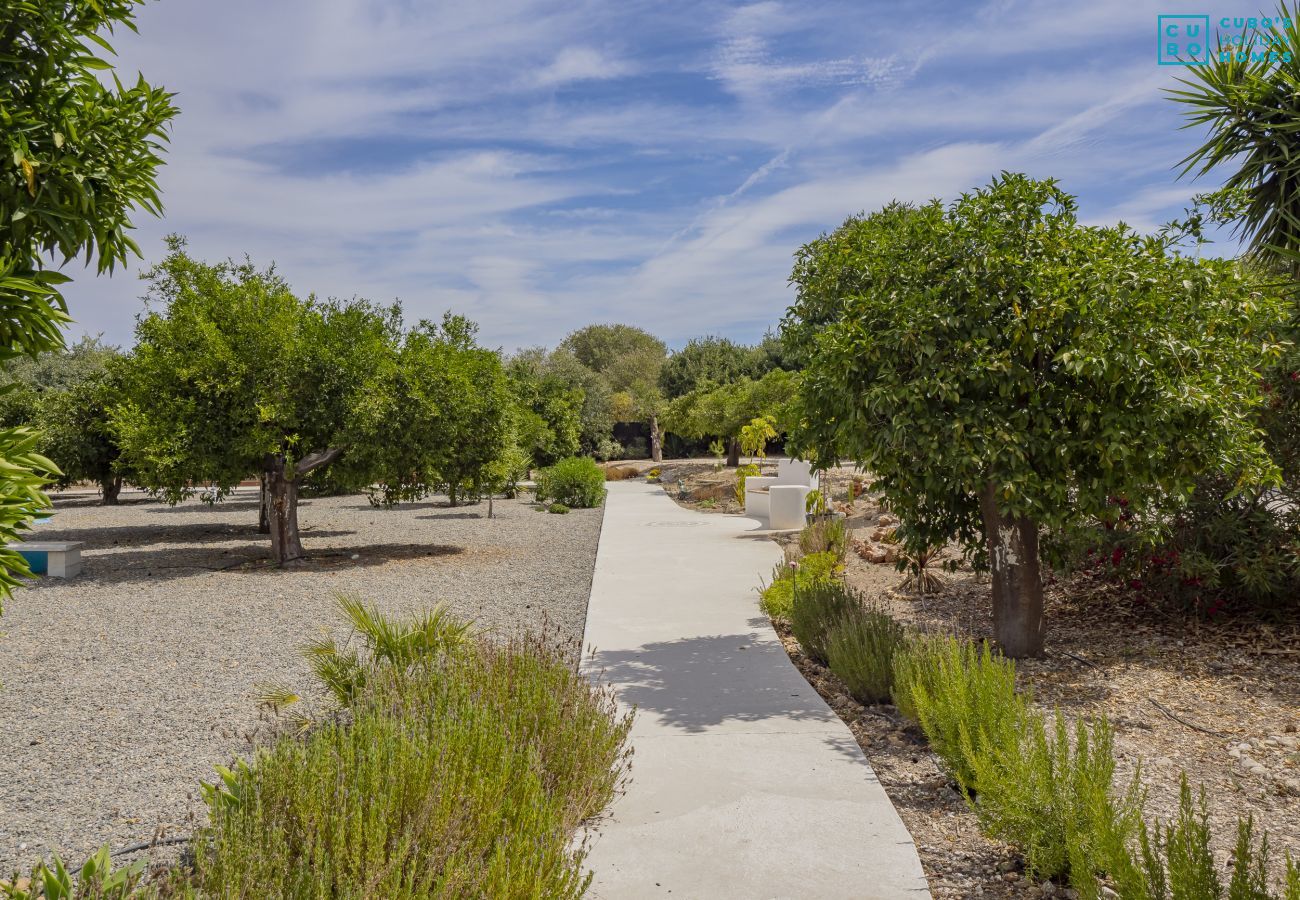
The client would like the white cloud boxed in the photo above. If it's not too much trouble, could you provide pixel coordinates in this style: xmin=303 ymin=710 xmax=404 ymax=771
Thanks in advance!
xmin=532 ymin=47 xmax=633 ymax=87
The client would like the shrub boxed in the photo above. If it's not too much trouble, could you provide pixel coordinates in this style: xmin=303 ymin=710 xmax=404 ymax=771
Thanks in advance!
xmin=0 ymin=847 xmax=147 ymax=899
xmin=799 ymin=517 xmax=847 ymax=561
xmin=891 ymin=634 xmax=1025 ymax=795
xmin=535 ymin=456 xmax=606 ymax=508
xmin=789 ymin=580 xmax=858 ymax=664
xmin=603 ymin=465 xmax=639 ymax=481
xmin=734 ymin=463 xmax=760 ymax=505
xmin=189 ymin=604 xmax=631 ymax=898
xmin=1103 ymin=775 xmax=1300 ymax=900
xmin=593 ymin=437 xmax=623 ymax=462
xmin=825 ymin=604 xmax=906 ymax=704
xmin=549 ymin=502 xmax=570 ymax=514
xmin=759 ymin=551 xmax=840 ymax=619
xmin=968 ymin=712 xmax=1142 ymax=888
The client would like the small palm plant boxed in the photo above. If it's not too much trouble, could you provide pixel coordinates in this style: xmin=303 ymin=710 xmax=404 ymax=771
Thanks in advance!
xmin=258 ymin=594 xmax=471 ymax=726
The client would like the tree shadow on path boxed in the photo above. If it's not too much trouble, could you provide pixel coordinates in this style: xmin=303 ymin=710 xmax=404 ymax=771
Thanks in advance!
xmin=587 ymin=633 xmax=838 ymax=734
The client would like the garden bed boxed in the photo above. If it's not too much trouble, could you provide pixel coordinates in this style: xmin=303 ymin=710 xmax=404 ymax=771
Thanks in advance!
xmin=663 ymin=465 xmax=1300 ymax=897
xmin=0 ymin=489 xmax=604 ymax=875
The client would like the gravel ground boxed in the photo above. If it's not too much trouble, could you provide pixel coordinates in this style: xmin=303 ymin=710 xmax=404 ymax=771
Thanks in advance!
xmin=0 ymin=489 xmax=604 ymax=875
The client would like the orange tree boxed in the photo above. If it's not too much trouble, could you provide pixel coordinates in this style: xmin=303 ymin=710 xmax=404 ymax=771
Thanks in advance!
xmin=782 ymin=173 xmax=1284 ymax=657
xmin=0 ymin=0 xmax=175 ymax=603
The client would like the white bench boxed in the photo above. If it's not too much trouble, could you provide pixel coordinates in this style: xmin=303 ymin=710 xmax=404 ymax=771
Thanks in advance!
xmin=14 ymin=541 xmax=83 ymax=577
xmin=744 ymin=459 xmax=819 ymax=528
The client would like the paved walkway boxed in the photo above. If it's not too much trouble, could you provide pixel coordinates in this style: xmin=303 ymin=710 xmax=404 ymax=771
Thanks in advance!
xmin=580 ymin=481 xmax=931 ymax=899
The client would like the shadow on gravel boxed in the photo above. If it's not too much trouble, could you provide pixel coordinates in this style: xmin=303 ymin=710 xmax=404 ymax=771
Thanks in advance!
xmin=33 ymin=523 xmax=354 ymax=550
xmin=588 ymin=633 xmax=834 ymax=734
xmin=20 ymin=542 xmax=468 ymax=586
xmin=416 ymin=512 xmax=486 ymax=521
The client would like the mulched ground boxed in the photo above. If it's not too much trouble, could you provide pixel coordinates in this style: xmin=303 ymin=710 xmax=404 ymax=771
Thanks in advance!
xmin=664 ymin=463 xmax=1300 ymax=898
xmin=0 ymin=489 xmax=604 ymax=876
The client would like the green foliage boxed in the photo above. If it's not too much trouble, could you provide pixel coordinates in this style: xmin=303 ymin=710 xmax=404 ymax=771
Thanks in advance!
xmin=115 ymin=239 xmax=400 ymax=503
xmin=561 ymin=325 xmax=666 ymax=419
xmin=260 ymin=594 xmax=471 ymax=719
xmin=484 ymin=441 xmax=531 ymax=500
xmin=1168 ymin=12 xmax=1300 ymax=269
xmin=789 ymin=579 xmax=858 ymax=664
xmin=665 ymin=369 xmax=798 ymax=447
xmin=0 ymin=845 xmax=146 ymax=899
xmin=0 ymin=427 xmax=56 ymax=609
xmin=191 ymin=602 xmax=631 ymax=898
xmin=783 ymin=174 xmax=1285 ymax=575
xmin=659 ymin=335 xmax=765 ymax=399
xmin=593 ymin=437 xmax=623 ymax=462
xmin=708 ymin=438 xmax=726 ymax=462
xmin=0 ymin=1 xmax=176 ymax=604
xmin=548 ymin=502 xmax=570 ymax=514
xmin=799 ymin=516 xmax=847 ymax=560
xmin=36 ymin=362 xmax=132 ymax=499
xmin=891 ymin=635 xmax=1026 ymax=795
xmin=373 ymin=315 xmax=513 ymax=507
xmin=734 ymin=462 xmax=760 ymax=505
xmin=739 ymin=415 xmax=777 ymax=462
xmin=505 ymin=348 xmax=585 ymax=467
xmin=534 ymin=456 xmax=606 ymax=508
xmin=969 ymin=712 xmax=1143 ymax=887
xmin=825 ymin=604 xmax=906 ymax=704
xmin=759 ymin=550 xmax=840 ymax=619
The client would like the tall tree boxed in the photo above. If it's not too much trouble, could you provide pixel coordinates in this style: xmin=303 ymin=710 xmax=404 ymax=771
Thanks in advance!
xmin=560 ymin=324 xmax=667 ymax=461
xmin=505 ymin=348 xmax=583 ymax=467
xmin=659 ymin=336 xmax=759 ymax=399
xmin=1170 ymin=9 xmax=1300 ymax=272
xmin=114 ymin=240 xmax=400 ymax=563
xmin=0 ymin=0 xmax=176 ymax=604
xmin=784 ymin=175 xmax=1283 ymax=657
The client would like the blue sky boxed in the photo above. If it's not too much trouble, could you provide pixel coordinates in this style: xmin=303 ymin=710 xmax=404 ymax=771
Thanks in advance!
xmin=62 ymin=0 xmax=1267 ymax=352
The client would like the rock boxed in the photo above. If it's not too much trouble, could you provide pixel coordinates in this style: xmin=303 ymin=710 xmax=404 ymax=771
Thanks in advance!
xmin=1002 ymin=873 xmax=1018 ymax=882
xmin=1100 ymin=888 xmax=1119 ymax=899
xmin=1064 ymin=890 xmax=1080 ymax=900
xmin=1229 ymin=748 xmax=1242 ymax=759
xmin=1249 ymin=765 xmax=1268 ymax=777
xmin=1041 ymin=880 xmax=1057 ymax=896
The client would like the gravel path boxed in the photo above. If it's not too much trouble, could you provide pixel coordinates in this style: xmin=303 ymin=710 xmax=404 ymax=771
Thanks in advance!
xmin=0 ymin=490 xmax=604 ymax=874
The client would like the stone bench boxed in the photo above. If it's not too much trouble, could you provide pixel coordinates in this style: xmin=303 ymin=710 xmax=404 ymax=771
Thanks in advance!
xmin=743 ymin=459 xmax=820 ymax=527
xmin=14 ymin=541 xmax=83 ymax=577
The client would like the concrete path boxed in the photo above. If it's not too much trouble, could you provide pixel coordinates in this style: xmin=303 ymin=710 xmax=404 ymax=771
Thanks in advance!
xmin=580 ymin=481 xmax=930 ymax=899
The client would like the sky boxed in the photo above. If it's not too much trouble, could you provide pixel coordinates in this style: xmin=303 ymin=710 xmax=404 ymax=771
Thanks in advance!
xmin=60 ymin=0 xmax=1270 ymax=352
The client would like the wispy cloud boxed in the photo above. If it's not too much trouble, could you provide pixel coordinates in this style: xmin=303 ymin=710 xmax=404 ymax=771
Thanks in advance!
xmin=60 ymin=0 xmax=1226 ymax=351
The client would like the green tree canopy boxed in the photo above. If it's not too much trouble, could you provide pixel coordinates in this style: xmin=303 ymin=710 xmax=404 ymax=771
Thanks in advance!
xmin=505 ymin=348 xmax=584 ymax=466
xmin=784 ymin=174 xmax=1284 ymax=657
xmin=659 ymin=336 xmax=760 ymax=399
xmin=37 ymin=358 xmax=135 ymax=503
xmin=375 ymin=314 xmax=512 ymax=507
xmin=664 ymin=368 xmax=798 ymax=465
xmin=560 ymin=324 xmax=668 ymax=460
xmin=0 ymin=0 xmax=176 ymax=602
xmin=114 ymin=239 xmax=401 ymax=563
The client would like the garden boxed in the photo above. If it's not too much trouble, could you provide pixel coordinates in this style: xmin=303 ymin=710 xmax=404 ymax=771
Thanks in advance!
xmin=1 ymin=1 xmax=1300 ymax=898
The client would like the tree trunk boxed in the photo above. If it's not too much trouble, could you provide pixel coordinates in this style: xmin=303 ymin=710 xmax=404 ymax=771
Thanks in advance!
xmin=448 ymin=481 xmax=459 ymax=507
xmin=266 ymin=462 xmax=304 ymax=564
xmin=101 ymin=474 xmax=123 ymax=506
xmin=649 ymin=413 xmax=662 ymax=463
xmin=979 ymin=482 xmax=1044 ymax=658
xmin=726 ymin=437 xmax=740 ymax=468
xmin=258 ymin=473 xmax=271 ymax=534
